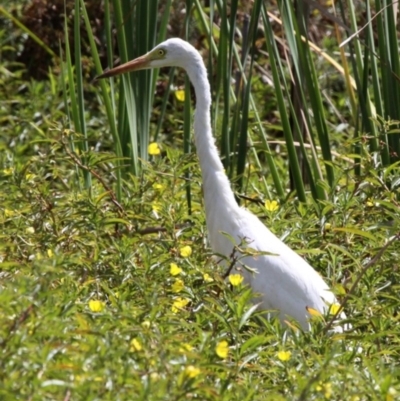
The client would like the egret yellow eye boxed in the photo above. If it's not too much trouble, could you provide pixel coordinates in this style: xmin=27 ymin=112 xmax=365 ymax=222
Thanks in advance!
xmin=157 ymin=49 xmax=165 ymax=56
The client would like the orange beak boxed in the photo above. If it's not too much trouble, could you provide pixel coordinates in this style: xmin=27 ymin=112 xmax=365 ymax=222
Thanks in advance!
xmin=95 ymin=54 xmax=150 ymax=81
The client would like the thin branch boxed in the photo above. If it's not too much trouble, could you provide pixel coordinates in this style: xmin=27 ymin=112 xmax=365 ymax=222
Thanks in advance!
xmin=339 ymin=1 xmax=400 ymax=48
xmin=61 ymin=135 xmax=125 ymax=215
xmin=137 ymin=222 xmax=192 ymax=235
xmin=222 ymin=247 xmax=241 ymax=279
xmin=0 ymin=304 xmax=34 ymax=349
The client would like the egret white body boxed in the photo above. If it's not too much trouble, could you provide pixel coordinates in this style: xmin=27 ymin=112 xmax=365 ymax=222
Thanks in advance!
xmin=97 ymin=38 xmax=343 ymax=331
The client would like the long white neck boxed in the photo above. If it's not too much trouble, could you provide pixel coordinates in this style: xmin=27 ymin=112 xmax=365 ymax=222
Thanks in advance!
xmin=184 ymin=52 xmax=239 ymax=216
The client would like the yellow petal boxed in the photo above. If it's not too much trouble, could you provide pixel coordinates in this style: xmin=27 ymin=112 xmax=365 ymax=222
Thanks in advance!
xmin=171 ymin=279 xmax=184 ymax=293
xmin=203 ymin=273 xmax=213 ymax=282
xmin=175 ymin=89 xmax=185 ymax=102
xmin=152 ymin=202 xmax=162 ymax=212
xmin=247 ymin=163 xmax=256 ymax=173
xmin=171 ymin=297 xmax=189 ymax=313
xmin=148 ymin=142 xmax=161 ymax=156
xmin=324 ymin=383 xmax=332 ymax=398
xmin=179 ymin=343 xmax=193 ymax=353
xmin=329 ymin=303 xmax=341 ymax=315
xmin=141 ymin=320 xmax=151 ymax=329
xmin=150 ymin=372 xmax=159 ymax=380
xmin=265 ymin=199 xmax=279 ymax=212
xmin=130 ymin=338 xmax=142 ymax=352
xmin=229 ymin=274 xmax=244 ymax=286
xmin=4 ymin=209 xmax=16 ymax=217
xmin=170 ymin=263 xmax=182 ymax=276
xmin=216 ymin=340 xmax=229 ymax=359
xmin=185 ymin=365 xmax=200 ymax=378
xmin=277 ymin=350 xmax=291 ymax=361
xmin=89 ymin=300 xmax=105 ymax=313
xmin=179 ymin=245 xmax=192 ymax=258
xmin=2 ymin=167 xmax=14 ymax=176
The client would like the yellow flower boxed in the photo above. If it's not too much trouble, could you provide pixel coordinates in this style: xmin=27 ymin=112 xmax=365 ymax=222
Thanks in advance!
xmin=277 ymin=350 xmax=291 ymax=362
xmin=171 ymin=297 xmax=189 ymax=313
xmin=324 ymin=383 xmax=332 ymax=399
xmin=152 ymin=202 xmax=162 ymax=212
xmin=150 ymin=372 xmax=159 ymax=380
xmin=2 ymin=167 xmax=14 ymax=176
xmin=329 ymin=303 xmax=341 ymax=315
xmin=47 ymin=249 xmax=53 ymax=258
xmin=130 ymin=338 xmax=142 ymax=352
xmin=265 ymin=199 xmax=279 ymax=212
xmin=148 ymin=142 xmax=161 ymax=156
xmin=180 ymin=245 xmax=192 ymax=258
xmin=152 ymin=183 xmax=164 ymax=190
xmin=4 ymin=209 xmax=16 ymax=217
xmin=324 ymin=223 xmax=332 ymax=230
xmin=141 ymin=320 xmax=151 ymax=329
xmin=316 ymin=382 xmax=332 ymax=399
xmin=229 ymin=274 xmax=244 ymax=286
xmin=203 ymin=273 xmax=213 ymax=282
xmin=89 ymin=300 xmax=105 ymax=313
xmin=171 ymin=278 xmax=184 ymax=293
xmin=366 ymin=199 xmax=374 ymax=207
xmin=247 ymin=163 xmax=256 ymax=173
xmin=175 ymin=89 xmax=185 ymax=102
xmin=170 ymin=263 xmax=182 ymax=276
xmin=179 ymin=343 xmax=193 ymax=353
xmin=25 ymin=173 xmax=36 ymax=181
xmin=216 ymin=340 xmax=229 ymax=359
xmin=25 ymin=227 xmax=35 ymax=234
xmin=184 ymin=365 xmax=200 ymax=378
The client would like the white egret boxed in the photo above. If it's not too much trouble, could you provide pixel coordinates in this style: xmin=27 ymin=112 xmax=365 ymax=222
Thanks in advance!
xmin=97 ymin=38 xmax=345 ymax=331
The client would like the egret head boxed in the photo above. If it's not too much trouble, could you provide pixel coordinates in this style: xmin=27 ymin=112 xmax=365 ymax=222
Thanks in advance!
xmin=96 ymin=38 xmax=198 ymax=80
